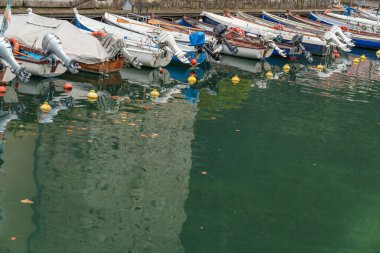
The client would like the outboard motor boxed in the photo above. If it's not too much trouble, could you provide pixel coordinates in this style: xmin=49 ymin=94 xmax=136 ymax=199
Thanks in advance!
xmin=289 ymin=34 xmax=313 ymax=62
xmin=120 ymin=48 xmax=143 ymax=69
xmin=96 ymin=31 xmax=142 ymax=69
xmin=258 ymin=33 xmax=287 ymax=58
xmin=323 ymin=30 xmax=351 ymax=52
xmin=214 ymin=24 xmax=239 ymax=54
xmin=330 ymin=25 xmax=355 ymax=47
xmin=203 ymin=24 xmax=239 ymax=61
xmin=42 ymin=33 xmax=79 ymax=74
xmin=153 ymin=31 xmax=189 ymax=64
xmin=0 ymin=37 xmax=30 ymax=82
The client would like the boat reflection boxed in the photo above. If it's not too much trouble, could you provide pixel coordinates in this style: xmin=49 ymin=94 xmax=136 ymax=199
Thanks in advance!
xmin=120 ymin=63 xmax=216 ymax=103
xmin=0 ymin=86 xmax=25 ymax=168
xmin=12 ymin=78 xmax=95 ymax=123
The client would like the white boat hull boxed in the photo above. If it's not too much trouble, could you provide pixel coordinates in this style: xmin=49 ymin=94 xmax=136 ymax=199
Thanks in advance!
xmin=74 ymin=12 xmax=175 ymax=68
xmin=125 ymin=44 xmax=173 ymax=68
xmin=1 ymin=67 xmax=16 ymax=82
xmin=202 ymin=11 xmax=326 ymax=47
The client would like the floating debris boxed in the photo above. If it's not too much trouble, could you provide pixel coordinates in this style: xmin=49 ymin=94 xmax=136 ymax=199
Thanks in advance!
xmin=151 ymin=133 xmax=158 ymax=139
xmin=20 ymin=199 xmax=34 ymax=204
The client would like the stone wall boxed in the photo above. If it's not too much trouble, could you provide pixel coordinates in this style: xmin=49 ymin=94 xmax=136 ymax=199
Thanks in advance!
xmin=127 ymin=0 xmax=334 ymax=10
xmin=0 ymin=0 xmax=333 ymax=9
xmin=0 ymin=0 xmax=124 ymax=8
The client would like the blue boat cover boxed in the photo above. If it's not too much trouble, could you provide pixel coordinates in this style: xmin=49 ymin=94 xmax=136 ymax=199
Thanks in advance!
xmin=189 ymin=32 xmax=205 ymax=47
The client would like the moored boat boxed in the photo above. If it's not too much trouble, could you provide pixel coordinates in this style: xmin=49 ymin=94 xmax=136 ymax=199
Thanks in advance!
xmin=4 ymin=11 xmax=123 ymax=74
xmin=260 ymin=11 xmax=380 ymax=50
xmin=74 ymin=9 xmax=190 ymax=67
xmin=181 ymin=16 xmax=298 ymax=59
xmin=149 ymin=15 xmax=274 ymax=60
xmin=201 ymin=11 xmax=339 ymax=56
xmin=102 ymin=12 xmax=206 ymax=64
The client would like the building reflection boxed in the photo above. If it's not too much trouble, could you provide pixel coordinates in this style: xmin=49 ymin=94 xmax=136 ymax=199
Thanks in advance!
xmin=26 ymin=74 xmax=197 ymax=252
xmin=0 ymin=86 xmax=36 ymax=253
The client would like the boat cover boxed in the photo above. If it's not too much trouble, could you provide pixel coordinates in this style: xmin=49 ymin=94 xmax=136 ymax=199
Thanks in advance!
xmin=189 ymin=32 xmax=205 ymax=47
xmin=3 ymin=13 xmax=109 ymax=64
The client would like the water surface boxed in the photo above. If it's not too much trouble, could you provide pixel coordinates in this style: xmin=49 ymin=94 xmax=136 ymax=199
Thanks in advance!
xmin=0 ymin=51 xmax=380 ymax=253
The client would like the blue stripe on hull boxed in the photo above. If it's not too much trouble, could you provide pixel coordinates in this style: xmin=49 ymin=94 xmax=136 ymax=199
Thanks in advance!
xmin=352 ymin=38 xmax=380 ymax=50
xmin=74 ymin=18 xmax=94 ymax=32
xmin=308 ymin=13 xmax=338 ymax=26
xmin=261 ymin=14 xmax=282 ymax=24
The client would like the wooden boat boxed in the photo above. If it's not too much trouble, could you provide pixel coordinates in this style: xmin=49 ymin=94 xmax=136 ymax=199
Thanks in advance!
xmin=74 ymin=9 xmax=188 ymax=67
xmin=78 ymin=58 xmax=125 ymax=74
xmin=308 ymin=12 xmax=378 ymax=32
xmin=351 ymin=8 xmax=380 ymax=21
xmin=201 ymin=11 xmax=333 ymax=56
xmin=102 ymin=12 xmax=205 ymax=64
xmin=150 ymin=16 xmax=275 ymax=59
xmin=181 ymin=16 xmax=305 ymax=59
xmin=260 ymin=11 xmax=380 ymax=49
xmin=5 ymin=12 xmax=122 ymax=75
xmin=9 ymin=39 xmax=67 ymax=77
xmin=325 ymin=11 xmax=380 ymax=26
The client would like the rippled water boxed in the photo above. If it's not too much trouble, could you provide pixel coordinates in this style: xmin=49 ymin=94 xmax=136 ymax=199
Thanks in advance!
xmin=0 ymin=50 xmax=380 ymax=253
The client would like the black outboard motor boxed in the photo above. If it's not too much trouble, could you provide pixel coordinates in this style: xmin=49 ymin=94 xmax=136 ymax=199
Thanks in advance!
xmin=289 ymin=34 xmax=313 ymax=62
xmin=203 ymin=24 xmax=239 ymax=61
xmin=214 ymin=24 xmax=239 ymax=54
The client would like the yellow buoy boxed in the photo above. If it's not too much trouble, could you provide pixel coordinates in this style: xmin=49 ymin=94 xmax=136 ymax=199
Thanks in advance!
xmin=150 ymin=88 xmax=160 ymax=98
xmin=265 ymin=71 xmax=273 ymax=79
xmin=352 ymin=58 xmax=360 ymax=64
xmin=87 ymin=90 xmax=98 ymax=101
xmin=40 ymin=102 xmax=52 ymax=113
xmin=376 ymin=50 xmax=380 ymax=58
xmin=231 ymin=75 xmax=240 ymax=84
xmin=283 ymin=64 xmax=290 ymax=73
xmin=316 ymin=64 xmax=324 ymax=71
xmin=188 ymin=75 xmax=196 ymax=85
xmin=360 ymin=54 xmax=366 ymax=62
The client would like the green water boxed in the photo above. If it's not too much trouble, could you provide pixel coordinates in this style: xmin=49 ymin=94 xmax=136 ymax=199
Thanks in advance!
xmin=0 ymin=52 xmax=380 ymax=253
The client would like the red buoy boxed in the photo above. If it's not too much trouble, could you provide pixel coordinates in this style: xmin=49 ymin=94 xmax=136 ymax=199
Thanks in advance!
xmin=0 ymin=86 xmax=7 ymax=93
xmin=190 ymin=59 xmax=197 ymax=66
xmin=333 ymin=49 xmax=338 ymax=55
xmin=334 ymin=53 xmax=340 ymax=59
xmin=64 ymin=83 xmax=73 ymax=90
xmin=159 ymin=68 xmax=164 ymax=74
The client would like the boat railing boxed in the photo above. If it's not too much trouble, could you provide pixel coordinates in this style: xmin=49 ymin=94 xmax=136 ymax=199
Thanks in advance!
xmin=125 ymin=12 xmax=148 ymax=23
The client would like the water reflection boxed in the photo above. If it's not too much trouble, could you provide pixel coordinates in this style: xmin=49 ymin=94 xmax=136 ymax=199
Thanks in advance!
xmin=0 ymin=49 xmax=379 ymax=253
